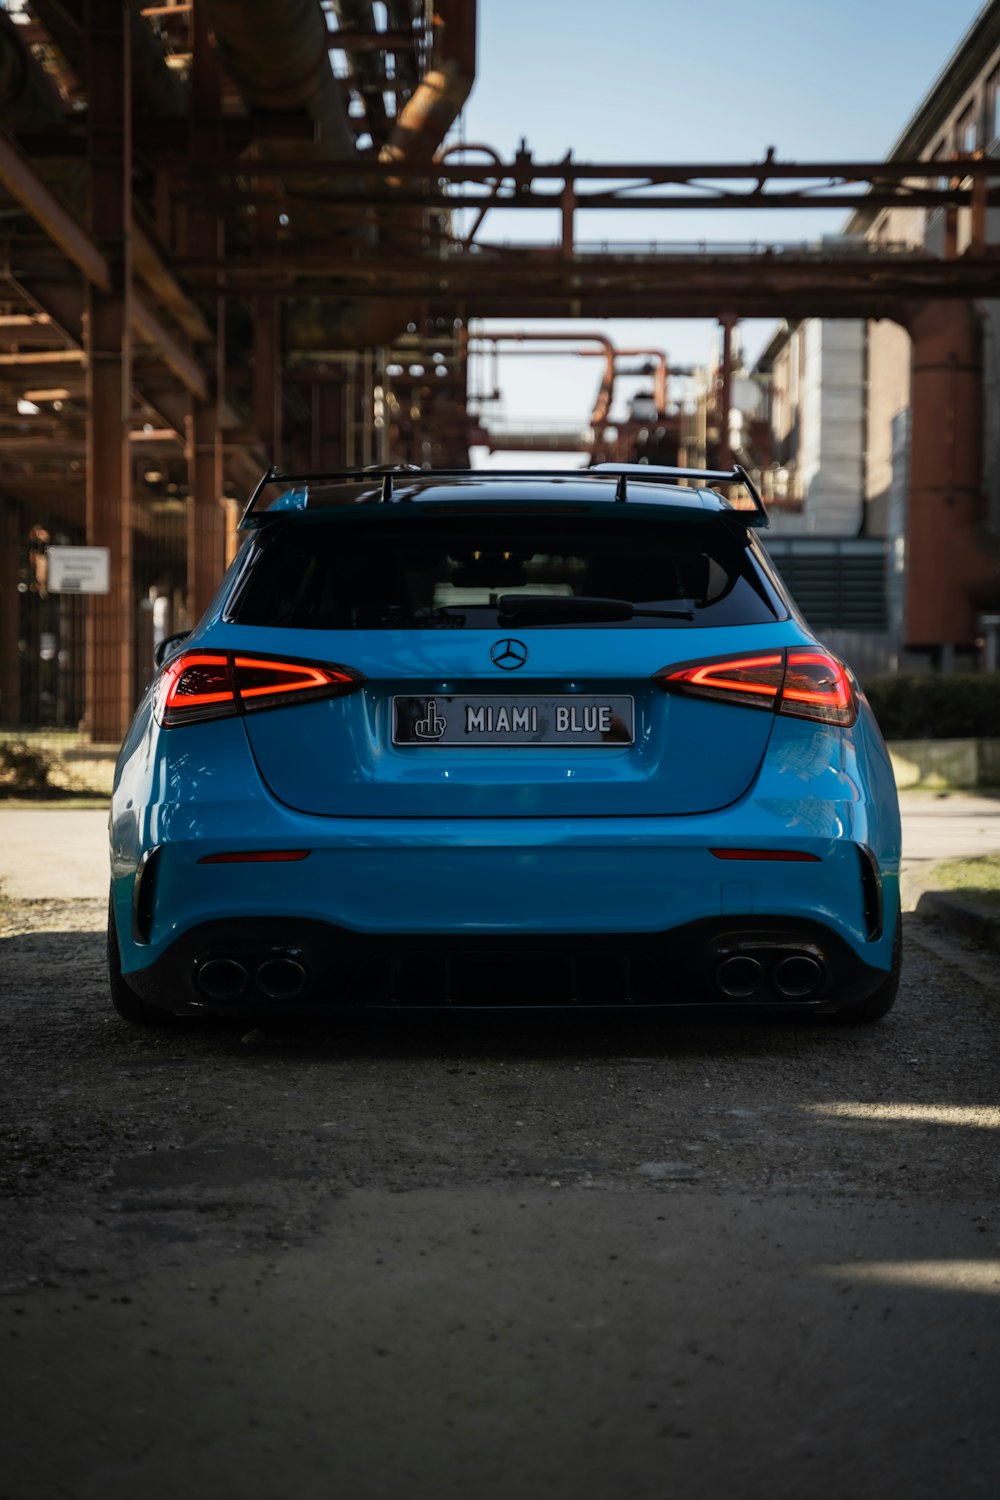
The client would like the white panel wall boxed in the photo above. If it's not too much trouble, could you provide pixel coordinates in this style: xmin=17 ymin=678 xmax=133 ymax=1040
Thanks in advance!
xmin=810 ymin=322 xmax=865 ymax=536
xmin=769 ymin=320 xmax=865 ymax=537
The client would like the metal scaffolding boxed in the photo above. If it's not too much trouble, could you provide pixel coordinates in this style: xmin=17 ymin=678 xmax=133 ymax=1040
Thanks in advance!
xmin=0 ymin=0 xmax=997 ymax=739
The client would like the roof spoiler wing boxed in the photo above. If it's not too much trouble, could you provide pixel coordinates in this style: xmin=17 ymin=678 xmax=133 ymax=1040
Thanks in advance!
xmin=589 ymin=463 xmax=769 ymax=527
xmin=239 ymin=462 xmax=769 ymax=528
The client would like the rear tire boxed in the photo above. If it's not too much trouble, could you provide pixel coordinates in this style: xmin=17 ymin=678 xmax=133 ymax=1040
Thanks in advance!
xmin=107 ymin=892 xmax=173 ymax=1026
xmin=833 ymin=905 xmax=902 ymax=1024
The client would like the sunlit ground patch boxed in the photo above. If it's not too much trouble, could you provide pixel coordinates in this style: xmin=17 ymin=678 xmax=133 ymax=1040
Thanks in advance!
xmin=819 ymin=1261 xmax=1000 ymax=1294
xmin=806 ymin=1103 xmax=1000 ymax=1128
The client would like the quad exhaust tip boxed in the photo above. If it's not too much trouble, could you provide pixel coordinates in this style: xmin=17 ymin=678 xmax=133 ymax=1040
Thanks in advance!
xmin=715 ymin=954 xmax=765 ymax=998
xmin=195 ymin=955 xmax=308 ymax=1001
xmin=196 ymin=957 xmax=249 ymax=1001
xmin=257 ymin=957 xmax=307 ymax=1000
xmin=773 ymin=954 xmax=824 ymax=998
xmin=714 ymin=949 xmax=825 ymax=1000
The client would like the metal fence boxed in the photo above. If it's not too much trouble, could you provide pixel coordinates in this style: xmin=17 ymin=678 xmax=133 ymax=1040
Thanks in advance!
xmin=1 ymin=494 xmax=187 ymax=752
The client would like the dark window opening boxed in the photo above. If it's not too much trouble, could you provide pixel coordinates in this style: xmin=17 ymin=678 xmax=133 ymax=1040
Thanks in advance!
xmin=228 ymin=516 xmax=786 ymax=630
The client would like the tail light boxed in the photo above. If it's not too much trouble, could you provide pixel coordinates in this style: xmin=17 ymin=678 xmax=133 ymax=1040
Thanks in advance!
xmin=657 ymin=652 xmax=784 ymax=712
xmin=655 ymin=648 xmax=857 ymax=726
xmin=780 ymin=650 xmax=857 ymax=725
xmin=155 ymin=651 xmax=364 ymax=727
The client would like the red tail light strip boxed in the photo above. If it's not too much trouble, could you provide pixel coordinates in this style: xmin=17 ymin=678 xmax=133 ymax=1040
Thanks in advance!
xmin=673 ymin=653 xmax=784 ymax=697
xmin=710 ymin=848 xmax=821 ymax=862
xmin=233 ymin=657 xmax=356 ymax=700
xmin=157 ymin=650 xmax=364 ymax=726
xmin=658 ymin=652 xmax=785 ymax=713
xmin=160 ymin=652 xmax=234 ymax=710
xmin=781 ymin=651 xmax=855 ymax=721
xmin=655 ymin=648 xmax=857 ymax=727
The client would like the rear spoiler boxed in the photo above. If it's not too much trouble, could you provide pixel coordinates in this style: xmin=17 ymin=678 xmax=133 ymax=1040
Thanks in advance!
xmin=239 ymin=464 xmax=422 ymax=526
xmin=239 ymin=462 xmax=769 ymax=529
xmin=589 ymin=463 xmax=769 ymax=527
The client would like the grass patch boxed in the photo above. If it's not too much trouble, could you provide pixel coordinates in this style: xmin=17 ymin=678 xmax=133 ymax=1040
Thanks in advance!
xmin=0 ymin=797 xmax=109 ymax=810
xmin=931 ymin=854 xmax=1000 ymax=909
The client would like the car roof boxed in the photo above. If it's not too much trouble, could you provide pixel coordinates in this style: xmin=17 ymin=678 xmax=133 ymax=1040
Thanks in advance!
xmin=241 ymin=464 xmax=770 ymax=529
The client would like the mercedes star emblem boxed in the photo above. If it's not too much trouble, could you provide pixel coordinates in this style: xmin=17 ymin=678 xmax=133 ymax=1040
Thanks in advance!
xmin=490 ymin=638 xmax=529 ymax=671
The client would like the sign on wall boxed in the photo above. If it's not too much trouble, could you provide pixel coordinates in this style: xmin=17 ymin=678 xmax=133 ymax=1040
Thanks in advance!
xmin=46 ymin=546 xmax=111 ymax=595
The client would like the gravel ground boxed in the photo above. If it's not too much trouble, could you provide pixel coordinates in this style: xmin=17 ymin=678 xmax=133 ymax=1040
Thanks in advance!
xmin=1 ymin=895 xmax=999 ymax=1499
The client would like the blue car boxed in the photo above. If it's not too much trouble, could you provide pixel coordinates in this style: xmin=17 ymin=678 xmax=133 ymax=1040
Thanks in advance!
xmin=108 ymin=463 xmax=901 ymax=1024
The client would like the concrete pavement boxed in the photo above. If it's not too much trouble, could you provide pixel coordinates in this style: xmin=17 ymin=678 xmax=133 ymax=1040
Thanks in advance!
xmin=0 ymin=805 xmax=109 ymax=901
xmin=895 ymin=791 xmax=1000 ymax=942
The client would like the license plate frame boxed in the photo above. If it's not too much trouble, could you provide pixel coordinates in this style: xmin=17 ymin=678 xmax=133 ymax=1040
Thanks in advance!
xmin=392 ymin=694 xmax=634 ymax=748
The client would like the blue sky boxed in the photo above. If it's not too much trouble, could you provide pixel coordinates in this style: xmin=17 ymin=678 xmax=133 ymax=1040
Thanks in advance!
xmin=456 ymin=0 xmax=986 ymax=442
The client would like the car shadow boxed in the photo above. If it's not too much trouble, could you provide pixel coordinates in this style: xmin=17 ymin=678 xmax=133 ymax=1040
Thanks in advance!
xmin=0 ymin=920 xmax=909 ymax=1067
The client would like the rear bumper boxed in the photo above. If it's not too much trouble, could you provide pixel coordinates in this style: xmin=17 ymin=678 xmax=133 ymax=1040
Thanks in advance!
xmin=118 ymin=816 xmax=894 ymax=945
xmin=113 ymin=803 xmax=900 ymax=1012
xmin=123 ymin=911 xmax=893 ymax=1018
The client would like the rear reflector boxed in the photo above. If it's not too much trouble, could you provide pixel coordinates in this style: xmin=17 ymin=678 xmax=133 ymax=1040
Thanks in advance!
xmin=654 ymin=647 xmax=857 ymax=726
xmin=198 ymin=850 xmax=312 ymax=864
xmin=710 ymin=848 xmax=821 ymax=862
xmin=156 ymin=651 xmax=364 ymax=727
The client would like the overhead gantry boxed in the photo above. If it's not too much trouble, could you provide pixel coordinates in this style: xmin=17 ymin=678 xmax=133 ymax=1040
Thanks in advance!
xmin=0 ymin=0 xmax=996 ymax=737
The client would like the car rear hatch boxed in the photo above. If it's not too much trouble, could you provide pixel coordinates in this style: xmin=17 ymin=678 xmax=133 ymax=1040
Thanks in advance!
xmin=215 ymin=494 xmax=795 ymax=819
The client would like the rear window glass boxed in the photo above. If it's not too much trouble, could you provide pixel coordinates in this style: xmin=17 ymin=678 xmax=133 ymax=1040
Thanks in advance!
xmin=228 ymin=515 xmax=786 ymax=629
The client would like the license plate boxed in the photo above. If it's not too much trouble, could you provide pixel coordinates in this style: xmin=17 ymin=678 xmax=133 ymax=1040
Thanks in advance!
xmin=393 ymin=695 xmax=634 ymax=747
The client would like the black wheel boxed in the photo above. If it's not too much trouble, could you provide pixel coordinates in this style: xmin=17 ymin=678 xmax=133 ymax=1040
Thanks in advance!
xmin=833 ymin=905 xmax=902 ymax=1024
xmin=107 ymin=892 xmax=173 ymax=1026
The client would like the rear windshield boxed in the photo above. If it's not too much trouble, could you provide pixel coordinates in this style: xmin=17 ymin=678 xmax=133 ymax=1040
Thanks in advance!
xmin=228 ymin=514 xmax=786 ymax=629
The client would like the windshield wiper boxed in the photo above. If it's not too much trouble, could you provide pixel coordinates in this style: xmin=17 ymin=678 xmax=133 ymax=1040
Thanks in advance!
xmin=497 ymin=594 xmax=694 ymax=624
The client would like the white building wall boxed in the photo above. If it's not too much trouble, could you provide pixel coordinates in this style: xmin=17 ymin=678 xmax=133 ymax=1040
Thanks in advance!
xmin=768 ymin=321 xmax=865 ymax=537
xmin=812 ymin=322 xmax=865 ymax=534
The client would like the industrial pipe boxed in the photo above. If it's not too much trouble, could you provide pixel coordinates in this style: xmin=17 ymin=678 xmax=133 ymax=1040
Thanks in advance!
xmin=200 ymin=0 xmax=357 ymax=156
xmin=381 ymin=0 xmax=477 ymax=168
xmin=616 ymin=349 xmax=670 ymax=414
xmin=29 ymin=0 xmax=187 ymax=118
xmin=334 ymin=0 xmax=388 ymax=140
xmin=0 ymin=12 xmax=67 ymax=130
xmin=477 ymin=330 xmax=617 ymax=428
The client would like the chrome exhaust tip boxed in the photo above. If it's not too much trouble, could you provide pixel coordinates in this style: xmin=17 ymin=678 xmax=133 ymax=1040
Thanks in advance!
xmin=715 ymin=954 xmax=765 ymax=998
xmin=257 ymin=957 xmax=307 ymax=1001
xmin=197 ymin=957 xmax=249 ymax=1001
xmin=773 ymin=954 xmax=824 ymax=998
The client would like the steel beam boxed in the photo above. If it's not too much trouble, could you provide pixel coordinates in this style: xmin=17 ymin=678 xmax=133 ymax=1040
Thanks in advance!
xmin=252 ymin=191 xmax=283 ymax=464
xmin=0 ymin=496 xmax=20 ymax=724
xmin=0 ymin=350 xmax=85 ymax=366
xmin=175 ymin=185 xmax=1000 ymax=213
xmin=168 ymin=250 xmax=1000 ymax=320
xmin=187 ymin=400 xmax=225 ymax=620
xmin=131 ymin=294 xmax=208 ymax=401
xmin=906 ymin=301 xmax=996 ymax=648
xmin=253 ymin=293 xmax=282 ymax=462
xmin=717 ymin=316 xmax=735 ymax=471
xmin=0 ymin=148 xmax=212 ymax=393
xmin=0 ymin=132 xmax=111 ymax=290
xmin=2 ymin=275 xmax=85 ymax=349
xmin=185 ymin=6 xmax=226 ymax=622
xmin=181 ymin=154 xmax=1000 ymax=182
xmin=84 ymin=0 xmax=132 ymax=745
xmin=133 ymin=229 xmax=213 ymax=344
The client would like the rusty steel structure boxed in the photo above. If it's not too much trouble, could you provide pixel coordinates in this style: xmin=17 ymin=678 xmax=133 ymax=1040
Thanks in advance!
xmin=0 ymin=0 xmax=997 ymax=739
xmin=468 ymin=332 xmax=686 ymax=468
